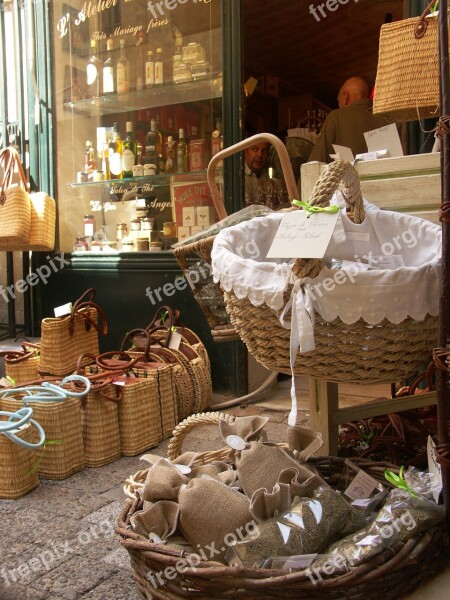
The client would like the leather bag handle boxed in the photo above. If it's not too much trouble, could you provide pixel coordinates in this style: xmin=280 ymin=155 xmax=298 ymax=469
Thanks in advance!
xmin=68 ymin=300 xmax=108 ymax=337
xmin=415 ymin=0 xmax=438 ymax=39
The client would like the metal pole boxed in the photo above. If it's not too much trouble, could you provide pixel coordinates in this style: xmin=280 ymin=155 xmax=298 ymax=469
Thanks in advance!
xmin=437 ymin=0 xmax=450 ymax=531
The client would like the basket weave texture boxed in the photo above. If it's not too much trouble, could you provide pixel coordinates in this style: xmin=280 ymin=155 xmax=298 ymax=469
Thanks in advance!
xmin=215 ymin=160 xmax=439 ymax=384
xmin=1 ymin=396 xmax=85 ymax=480
xmin=117 ymin=453 xmax=449 ymax=600
xmin=0 ymin=420 xmax=40 ymax=499
xmin=373 ymin=9 xmax=443 ymax=122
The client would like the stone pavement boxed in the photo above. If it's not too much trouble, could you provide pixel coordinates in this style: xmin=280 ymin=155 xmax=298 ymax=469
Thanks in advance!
xmin=0 ymin=405 xmax=298 ymax=600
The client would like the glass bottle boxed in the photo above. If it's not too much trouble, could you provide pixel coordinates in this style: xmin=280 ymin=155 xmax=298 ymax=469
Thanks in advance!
xmin=145 ymin=118 xmax=162 ymax=168
xmin=86 ymin=39 xmax=103 ymax=99
xmin=136 ymin=31 xmax=145 ymax=92
xmin=84 ymin=140 xmax=97 ymax=173
xmin=102 ymin=38 xmax=116 ymax=94
xmin=176 ymin=128 xmax=188 ymax=173
xmin=109 ymin=122 xmax=123 ymax=179
xmin=145 ymin=50 xmax=155 ymax=88
xmin=83 ymin=214 xmax=95 ymax=237
xmin=101 ymin=142 xmax=111 ymax=179
xmin=116 ymin=39 xmax=130 ymax=94
xmin=154 ymin=47 xmax=164 ymax=85
xmin=122 ymin=121 xmax=137 ymax=178
xmin=165 ymin=135 xmax=177 ymax=173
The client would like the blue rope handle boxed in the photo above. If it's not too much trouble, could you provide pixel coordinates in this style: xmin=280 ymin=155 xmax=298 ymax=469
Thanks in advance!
xmin=0 ymin=407 xmax=46 ymax=449
xmin=0 ymin=375 xmax=91 ymax=403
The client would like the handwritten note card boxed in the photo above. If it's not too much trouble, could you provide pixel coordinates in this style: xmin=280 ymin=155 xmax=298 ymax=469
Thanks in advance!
xmin=364 ymin=123 xmax=403 ymax=158
xmin=266 ymin=210 xmax=339 ymax=259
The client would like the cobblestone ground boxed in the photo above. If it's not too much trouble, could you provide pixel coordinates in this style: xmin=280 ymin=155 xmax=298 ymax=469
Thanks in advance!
xmin=0 ymin=406 xmax=298 ymax=600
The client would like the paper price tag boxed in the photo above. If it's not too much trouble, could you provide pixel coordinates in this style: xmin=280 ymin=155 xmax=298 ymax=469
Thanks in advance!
xmin=344 ymin=469 xmax=378 ymax=501
xmin=168 ymin=330 xmax=182 ymax=350
xmin=112 ymin=380 xmax=126 ymax=386
xmin=54 ymin=302 xmax=72 ymax=317
xmin=266 ymin=210 xmax=339 ymax=259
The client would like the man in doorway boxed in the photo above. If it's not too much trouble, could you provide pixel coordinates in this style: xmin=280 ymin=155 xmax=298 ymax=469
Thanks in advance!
xmin=308 ymin=76 xmax=391 ymax=163
xmin=244 ymin=141 xmax=271 ymax=205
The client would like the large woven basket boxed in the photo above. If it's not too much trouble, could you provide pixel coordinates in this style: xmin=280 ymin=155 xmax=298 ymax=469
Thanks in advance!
xmin=117 ymin=413 xmax=449 ymax=600
xmin=1 ymin=395 xmax=85 ymax=480
xmin=212 ymin=159 xmax=440 ymax=385
xmin=1 ymin=343 xmax=40 ymax=385
xmin=373 ymin=3 xmax=443 ymax=122
xmin=0 ymin=419 xmax=40 ymax=499
xmin=172 ymin=133 xmax=299 ymax=342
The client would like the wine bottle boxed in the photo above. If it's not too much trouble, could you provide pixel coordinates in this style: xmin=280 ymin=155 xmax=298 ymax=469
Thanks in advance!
xmin=86 ymin=39 xmax=103 ymax=98
xmin=164 ymin=135 xmax=177 ymax=173
xmin=145 ymin=50 xmax=155 ymax=88
xmin=145 ymin=118 xmax=162 ymax=169
xmin=176 ymin=128 xmax=188 ymax=173
xmin=102 ymin=38 xmax=116 ymax=94
xmin=122 ymin=121 xmax=137 ymax=178
xmin=109 ymin=123 xmax=123 ymax=179
xmin=116 ymin=39 xmax=130 ymax=94
xmin=136 ymin=31 xmax=145 ymax=92
xmin=154 ymin=47 xmax=164 ymax=85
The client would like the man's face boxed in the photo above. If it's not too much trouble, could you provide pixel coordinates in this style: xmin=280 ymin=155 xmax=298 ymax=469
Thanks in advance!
xmin=245 ymin=143 xmax=270 ymax=175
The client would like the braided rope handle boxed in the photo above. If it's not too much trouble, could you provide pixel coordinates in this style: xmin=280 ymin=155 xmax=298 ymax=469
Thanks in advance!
xmin=292 ymin=159 xmax=365 ymax=279
xmin=166 ymin=411 xmax=235 ymax=462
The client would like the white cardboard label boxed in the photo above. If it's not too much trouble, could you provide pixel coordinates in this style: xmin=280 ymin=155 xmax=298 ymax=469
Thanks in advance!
xmin=54 ymin=302 xmax=72 ymax=317
xmin=344 ymin=469 xmax=378 ymax=501
xmin=168 ymin=330 xmax=183 ymax=350
xmin=266 ymin=210 xmax=339 ymax=259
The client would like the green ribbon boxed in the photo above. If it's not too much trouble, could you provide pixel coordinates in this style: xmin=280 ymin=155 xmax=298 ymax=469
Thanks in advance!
xmin=292 ymin=199 xmax=340 ymax=219
xmin=384 ymin=466 xmax=416 ymax=497
xmin=431 ymin=1 xmax=439 ymax=13
xmin=6 ymin=376 xmax=16 ymax=386
xmin=26 ymin=439 xmax=65 ymax=476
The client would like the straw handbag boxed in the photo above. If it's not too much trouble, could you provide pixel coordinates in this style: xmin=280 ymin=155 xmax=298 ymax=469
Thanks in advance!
xmin=373 ymin=0 xmax=444 ymax=121
xmin=0 ymin=406 xmax=45 ymax=499
xmin=0 ymin=146 xmax=32 ymax=248
xmin=1 ymin=342 xmax=40 ymax=385
xmin=39 ymin=288 xmax=108 ymax=377
xmin=0 ymin=375 xmax=89 ymax=480
xmin=211 ymin=159 xmax=440 ymax=391
xmin=0 ymin=146 xmax=56 ymax=251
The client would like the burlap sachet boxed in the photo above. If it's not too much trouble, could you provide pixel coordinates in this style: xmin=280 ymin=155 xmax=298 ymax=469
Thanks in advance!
xmin=219 ymin=415 xmax=269 ymax=445
xmin=286 ymin=425 xmax=324 ymax=461
xmin=279 ymin=466 xmax=328 ymax=499
xmin=131 ymin=500 xmax=179 ymax=541
xmin=189 ymin=462 xmax=238 ymax=486
xmin=142 ymin=458 xmax=188 ymax=502
xmin=178 ymin=478 xmax=253 ymax=562
xmin=235 ymin=441 xmax=302 ymax=499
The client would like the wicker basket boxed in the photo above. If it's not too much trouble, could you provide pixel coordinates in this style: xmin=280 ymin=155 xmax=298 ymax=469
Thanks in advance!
xmin=1 ymin=395 xmax=85 ymax=480
xmin=117 ymin=413 xmax=449 ymax=600
xmin=373 ymin=2 xmax=443 ymax=122
xmin=116 ymin=377 xmax=164 ymax=457
xmin=1 ymin=343 xmax=40 ymax=385
xmin=81 ymin=382 xmax=121 ymax=468
xmin=172 ymin=133 xmax=299 ymax=342
xmin=212 ymin=159 xmax=440 ymax=385
xmin=0 ymin=414 xmax=41 ymax=499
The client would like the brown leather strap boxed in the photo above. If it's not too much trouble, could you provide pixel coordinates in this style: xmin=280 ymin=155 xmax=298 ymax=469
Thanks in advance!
xmin=68 ymin=300 xmax=108 ymax=337
xmin=121 ymin=328 xmax=151 ymax=359
xmin=0 ymin=146 xmax=29 ymax=205
xmin=146 ymin=305 xmax=175 ymax=330
xmin=76 ymin=352 xmax=98 ymax=374
xmin=95 ymin=351 xmax=142 ymax=371
xmin=414 ymin=0 xmax=437 ymax=39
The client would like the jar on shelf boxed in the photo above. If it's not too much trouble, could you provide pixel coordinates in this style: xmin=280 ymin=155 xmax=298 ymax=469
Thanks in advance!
xmin=130 ymin=218 xmax=142 ymax=232
xmin=116 ymin=223 xmax=128 ymax=241
xmin=73 ymin=237 xmax=88 ymax=252
xmin=141 ymin=217 xmax=155 ymax=231
xmin=83 ymin=214 xmax=95 ymax=237
xmin=191 ymin=60 xmax=210 ymax=80
xmin=136 ymin=237 xmax=150 ymax=251
xmin=173 ymin=62 xmax=192 ymax=84
xmin=189 ymin=139 xmax=207 ymax=172
xmin=149 ymin=241 xmax=162 ymax=252
xmin=121 ymin=239 xmax=135 ymax=252
xmin=182 ymin=42 xmax=205 ymax=65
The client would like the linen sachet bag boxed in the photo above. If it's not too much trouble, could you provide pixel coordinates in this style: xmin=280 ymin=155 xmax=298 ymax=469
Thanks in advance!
xmin=219 ymin=418 xmax=323 ymax=498
xmin=178 ymin=478 xmax=253 ymax=562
